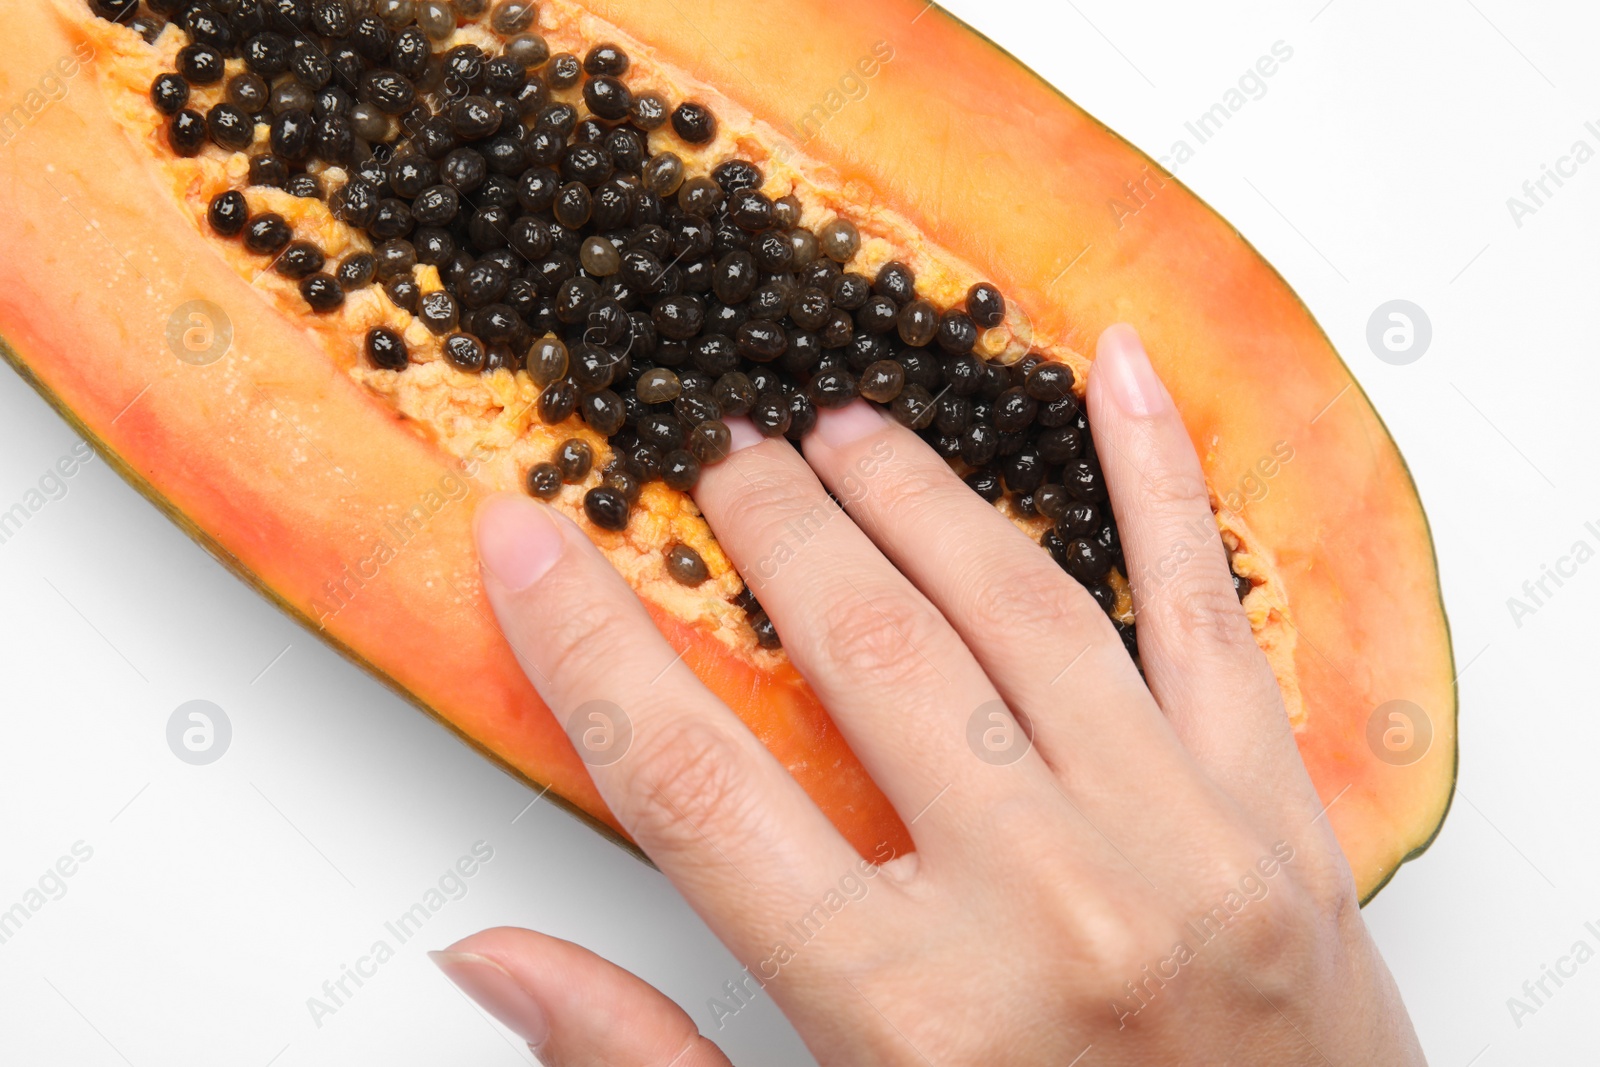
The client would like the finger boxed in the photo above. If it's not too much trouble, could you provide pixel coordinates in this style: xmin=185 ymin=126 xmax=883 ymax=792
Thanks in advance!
xmin=1087 ymin=324 xmax=1316 ymax=812
xmin=691 ymin=419 xmax=1052 ymax=845
xmin=474 ymin=493 xmax=861 ymax=943
xmin=433 ymin=929 xmax=732 ymax=1067
xmin=799 ymin=400 xmax=1175 ymax=780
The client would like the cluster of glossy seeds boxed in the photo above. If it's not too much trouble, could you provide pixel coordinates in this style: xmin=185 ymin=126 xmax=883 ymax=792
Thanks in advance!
xmin=94 ymin=0 xmax=1252 ymax=654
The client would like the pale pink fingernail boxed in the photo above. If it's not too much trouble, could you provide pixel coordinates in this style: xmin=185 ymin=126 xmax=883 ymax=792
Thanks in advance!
xmin=814 ymin=400 xmax=886 ymax=448
xmin=474 ymin=494 xmax=564 ymax=592
xmin=724 ymin=415 xmax=764 ymax=453
xmin=430 ymin=951 xmax=551 ymax=1047
xmin=1095 ymin=324 xmax=1170 ymax=418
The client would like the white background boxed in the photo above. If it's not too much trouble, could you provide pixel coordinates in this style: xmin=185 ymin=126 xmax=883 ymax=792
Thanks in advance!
xmin=1 ymin=0 xmax=1596 ymax=1063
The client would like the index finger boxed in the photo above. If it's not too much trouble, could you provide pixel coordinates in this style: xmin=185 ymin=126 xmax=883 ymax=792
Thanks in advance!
xmin=472 ymin=493 xmax=868 ymax=949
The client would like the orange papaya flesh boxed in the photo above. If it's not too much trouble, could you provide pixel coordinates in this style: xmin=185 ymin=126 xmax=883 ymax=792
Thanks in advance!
xmin=1 ymin=0 xmax=1453 ymax=900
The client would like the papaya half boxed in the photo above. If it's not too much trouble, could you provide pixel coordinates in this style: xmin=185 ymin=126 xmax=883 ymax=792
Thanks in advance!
xmin=0 ymin=0 xmax=1454 ymax=901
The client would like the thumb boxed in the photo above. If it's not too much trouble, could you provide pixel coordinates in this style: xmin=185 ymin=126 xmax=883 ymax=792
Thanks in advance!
xmin=432 ymin=927 xmax=734 ymax=1067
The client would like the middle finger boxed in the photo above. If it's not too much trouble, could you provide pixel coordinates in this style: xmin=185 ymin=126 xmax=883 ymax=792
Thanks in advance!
xmin=693 ymin=419 xmax=1056 ymax=845
xmin=798 ymin=401 xmax=1179 ymax=787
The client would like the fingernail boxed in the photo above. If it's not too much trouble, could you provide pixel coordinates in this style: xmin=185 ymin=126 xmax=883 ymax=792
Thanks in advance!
xmin=474 ymin=494 xmax=564 ymax=592
xmin=1096 ymin=323 xmax=1170 ymax=418
xmin=814 ymin=400 xmax=886 ymax=449
xmin=429 ymin=951 xmax=550 ymax=1047
xmin=724 ymin=415 xmax=764 ymax=453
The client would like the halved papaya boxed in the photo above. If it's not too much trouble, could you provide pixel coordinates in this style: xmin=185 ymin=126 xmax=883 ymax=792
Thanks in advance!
xmin=1 ymin=0 xmax=1453 ymax=900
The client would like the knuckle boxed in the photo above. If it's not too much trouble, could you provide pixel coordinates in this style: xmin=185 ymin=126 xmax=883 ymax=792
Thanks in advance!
xmin=856 ymin=452 xmax=948 ymax=522
xmin=1177 ymin=840 xmax=1350 ymax=1001
xmin=1121 ymin=476 xmax=1257 ymax=654
xmin=816 ymin=590 xmax=950 ymax=689
xmin=962 ymin=556 xmax=1091 ymax=641
xmin=1294 ymin=840 xmax=1363 ymax=925
xmin=1219 ymin=876 xmax=1306 ymax=961
xmin=1145 ymin=564 xmax=1256 ymax=653
xmin=1139 ymin=459 xmax=1212 ymax=512
xmin=1072 ymin=901 xmax=1178 ymax=996
xmin=720 ymin=471 xmax=840 ymax=585
xmin=1219 ymin=882 xmax=1326 ymax=1004
xmin=533 ymin=596 xmax=640 ymax=689
xmin=617 ymin=716 xmax=768 ymax=852
xmin=728 ymin=464 xmax=828 ymax=537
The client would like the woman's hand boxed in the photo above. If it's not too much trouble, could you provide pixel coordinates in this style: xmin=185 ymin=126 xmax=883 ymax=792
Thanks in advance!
xmin=434 ymin=325 xmax=1424 ymax=1065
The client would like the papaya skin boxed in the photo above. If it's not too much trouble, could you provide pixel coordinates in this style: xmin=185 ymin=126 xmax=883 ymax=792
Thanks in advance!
xmin=0 ymin=0 xmax=1452 ymax=900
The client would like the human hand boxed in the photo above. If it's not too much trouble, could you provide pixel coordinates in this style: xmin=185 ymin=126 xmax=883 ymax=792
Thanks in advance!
xmin=435 ymin=324 xmax=1424 ymax=1065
